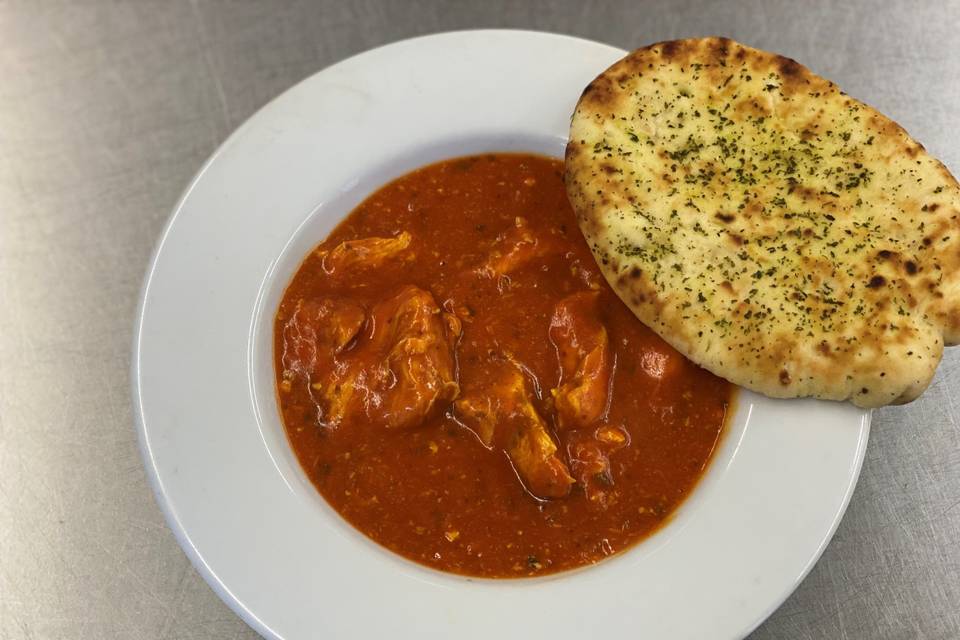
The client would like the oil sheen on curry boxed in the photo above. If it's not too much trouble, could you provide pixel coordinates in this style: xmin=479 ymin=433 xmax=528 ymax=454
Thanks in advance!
xmin=274 ymin=154 xmax=733 ymax=577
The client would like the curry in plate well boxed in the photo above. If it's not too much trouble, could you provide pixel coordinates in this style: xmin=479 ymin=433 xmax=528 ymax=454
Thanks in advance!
xmin=275 ymin=154 xmax=733 ymax=577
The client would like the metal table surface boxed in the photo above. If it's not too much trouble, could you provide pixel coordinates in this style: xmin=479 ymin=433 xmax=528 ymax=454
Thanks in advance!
xmin=1 ymin=1 xmax=958 ymax=638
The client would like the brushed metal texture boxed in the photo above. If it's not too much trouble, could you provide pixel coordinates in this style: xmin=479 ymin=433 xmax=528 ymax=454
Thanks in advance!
xmin=0 ymin=1 xmax=957 ymax=638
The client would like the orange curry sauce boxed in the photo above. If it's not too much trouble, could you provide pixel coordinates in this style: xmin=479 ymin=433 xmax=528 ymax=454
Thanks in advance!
xmin=274 ymin=154 xmax=733 ymax=577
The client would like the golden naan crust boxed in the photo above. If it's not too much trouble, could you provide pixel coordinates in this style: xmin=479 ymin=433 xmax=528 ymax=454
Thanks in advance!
xmin=566 ymin=37 xmax=960 ymax=408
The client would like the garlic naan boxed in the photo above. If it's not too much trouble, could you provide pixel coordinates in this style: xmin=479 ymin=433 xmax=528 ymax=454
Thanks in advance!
xmin=566 ymin=37 xmax=960 ymax=407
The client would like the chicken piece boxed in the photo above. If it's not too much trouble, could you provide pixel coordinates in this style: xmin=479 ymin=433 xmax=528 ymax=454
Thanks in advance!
xmin=549 ymin=291 xmax=613 ymax=430
xmin=281 ymin=297 xmax=366 ymax=379
xmin=565 ymin=426 xmax=629 ymax=507
xmin=480 ymin=217 xmax=559 ymax=277
xmin=454 ymin=394 xmax=497 ymax=446
xmin=639 ymin=342 xmax=683 ymax=380
xmin=566 ymin=435 xmax=612 ymax=506
xmin=455 ymin=365 xmax=574 ymax=499
xmin=508 ymin=418 xmax=574 ymax=501
xmin=570 ymin=258 xmax=604 ymax=290
xmin=320 ymin=286 xmax=461 ymax=430
xmin=317 ymin=231 xmax=413 ymax=275
xmin=372 ymin=287 xmax=462 ymax=429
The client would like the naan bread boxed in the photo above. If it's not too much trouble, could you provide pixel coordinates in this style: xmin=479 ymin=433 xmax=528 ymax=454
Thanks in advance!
xmin=566 ymin=37 xmax=960 ymax=408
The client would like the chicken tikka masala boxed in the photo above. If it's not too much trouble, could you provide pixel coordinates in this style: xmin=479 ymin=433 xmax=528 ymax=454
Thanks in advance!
xmin=275 ymin=153 xmax=734 ymax=577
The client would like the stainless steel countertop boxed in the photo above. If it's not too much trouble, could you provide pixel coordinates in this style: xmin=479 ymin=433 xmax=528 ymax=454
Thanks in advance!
xmin=1 ymin=1 xmax=958 ymax=638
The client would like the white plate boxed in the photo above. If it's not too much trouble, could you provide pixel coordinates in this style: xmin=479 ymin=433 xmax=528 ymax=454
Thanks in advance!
xmin=132 ymin=30 xmax=871 ymax=640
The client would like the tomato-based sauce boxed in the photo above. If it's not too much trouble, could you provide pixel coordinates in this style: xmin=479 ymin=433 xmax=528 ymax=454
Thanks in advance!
xmin=275 ymin=154 xmax=734 ymax=577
